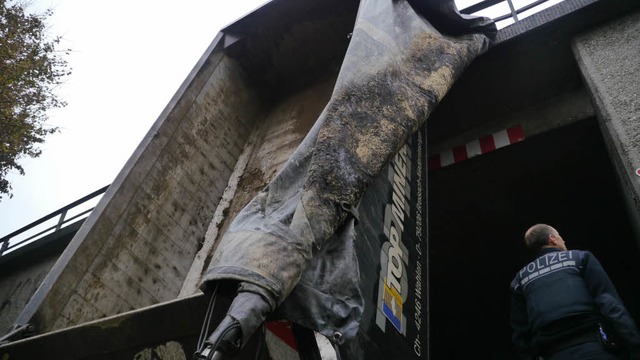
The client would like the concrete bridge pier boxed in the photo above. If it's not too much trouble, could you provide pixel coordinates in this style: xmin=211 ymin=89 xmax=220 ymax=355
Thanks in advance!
xmin=573 ymin=9 xmax=640 ymax=242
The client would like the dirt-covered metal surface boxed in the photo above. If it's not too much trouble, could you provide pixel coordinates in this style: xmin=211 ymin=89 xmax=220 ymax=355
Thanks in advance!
xmin=202 ymin=0 xmax=494 ymax=340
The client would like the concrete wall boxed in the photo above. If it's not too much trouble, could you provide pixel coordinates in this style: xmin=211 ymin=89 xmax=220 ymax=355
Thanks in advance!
xmin=0 ymin=222 xmax=81 ymax=334
xmin=14 ymin=36 xmax=341 ymax=335
xmin=15 ymin=34 xmax=264 ymax=333
xmin=181 ymin=76 xmax=337 ymax=294
xmin=573 ymin=9 xmax=640 ymax=241
xmin=0 ymin=253 xmax=57 ymax=334
xmin=12 ymin=0 xmax=354 ymax=336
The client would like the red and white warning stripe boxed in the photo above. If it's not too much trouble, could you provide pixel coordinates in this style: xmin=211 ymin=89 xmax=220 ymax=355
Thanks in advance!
xmin=264 ymin=320 xmax=337 ymax=359
xmin=265 ymin=320 xmax=300 ymax=360
xmin=428 ymin=125 xmax=525 ymax=170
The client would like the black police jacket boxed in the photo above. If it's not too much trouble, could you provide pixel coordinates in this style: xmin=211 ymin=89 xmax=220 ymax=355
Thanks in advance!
xmin=510 ymin=247 xmax=640 ymax=359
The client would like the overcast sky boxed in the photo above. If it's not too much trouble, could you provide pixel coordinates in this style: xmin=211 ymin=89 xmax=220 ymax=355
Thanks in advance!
xmin=0 ymin=0 xmax=562 ymax=240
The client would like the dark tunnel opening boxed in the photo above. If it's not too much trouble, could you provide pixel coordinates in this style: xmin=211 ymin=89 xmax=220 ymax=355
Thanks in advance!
xmin=428 ymin=118 xmax=640 ymax=359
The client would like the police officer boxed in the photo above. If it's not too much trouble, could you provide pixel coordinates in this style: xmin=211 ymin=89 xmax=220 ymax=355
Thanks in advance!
xmin=510 ymin=224 xmax=640 ymax=359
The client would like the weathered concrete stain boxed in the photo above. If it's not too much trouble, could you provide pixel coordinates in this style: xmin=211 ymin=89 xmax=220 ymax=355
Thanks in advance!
xmin=573 ymin=9 xmax=640 ymax=239
xmin=0 ymin=255 xmax=60 ymax=333
xmin=24 ymin=54 xmax=263 ymax=334
xmin=206 ymin=77 xmax=336 ymax=260
xmin=180 ymin=64 xmax=335 ymax=297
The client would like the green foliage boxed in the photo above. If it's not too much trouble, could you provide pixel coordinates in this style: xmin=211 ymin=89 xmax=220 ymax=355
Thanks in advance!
xmin=0 ymin=0 xmax=70 ymax=200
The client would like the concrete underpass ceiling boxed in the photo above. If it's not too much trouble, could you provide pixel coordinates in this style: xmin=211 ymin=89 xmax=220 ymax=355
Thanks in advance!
xmin=427 ymin=0 xmax=637 ymax=147
xmin=221 ymin=0 xmax=359 ymax=101
xmin=217 ymin=0 xmax=637 ymax=145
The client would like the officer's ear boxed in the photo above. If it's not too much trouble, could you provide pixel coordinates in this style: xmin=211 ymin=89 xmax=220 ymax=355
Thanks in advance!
xmin=547 ymin=234 xmax=558 ymax=247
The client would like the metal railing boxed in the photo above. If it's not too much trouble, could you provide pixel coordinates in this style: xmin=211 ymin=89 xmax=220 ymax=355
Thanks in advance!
xmin=460 ymin=0 xmax=560 ymax=24
xmin=0 ymin=185 xmax=109 ymax=257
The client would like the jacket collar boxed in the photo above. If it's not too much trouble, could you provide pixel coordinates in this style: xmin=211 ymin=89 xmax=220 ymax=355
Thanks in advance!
xmin=538 ymin=247 xmax=562 ymax=257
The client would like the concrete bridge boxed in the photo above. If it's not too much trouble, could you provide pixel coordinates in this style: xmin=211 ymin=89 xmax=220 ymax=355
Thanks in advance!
xmin=1 ymin=0 xmax=639 ymax=358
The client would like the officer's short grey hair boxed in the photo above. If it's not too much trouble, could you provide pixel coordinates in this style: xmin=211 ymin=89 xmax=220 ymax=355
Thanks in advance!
xmin=524 ymin=224 xmax=553 ymax=252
